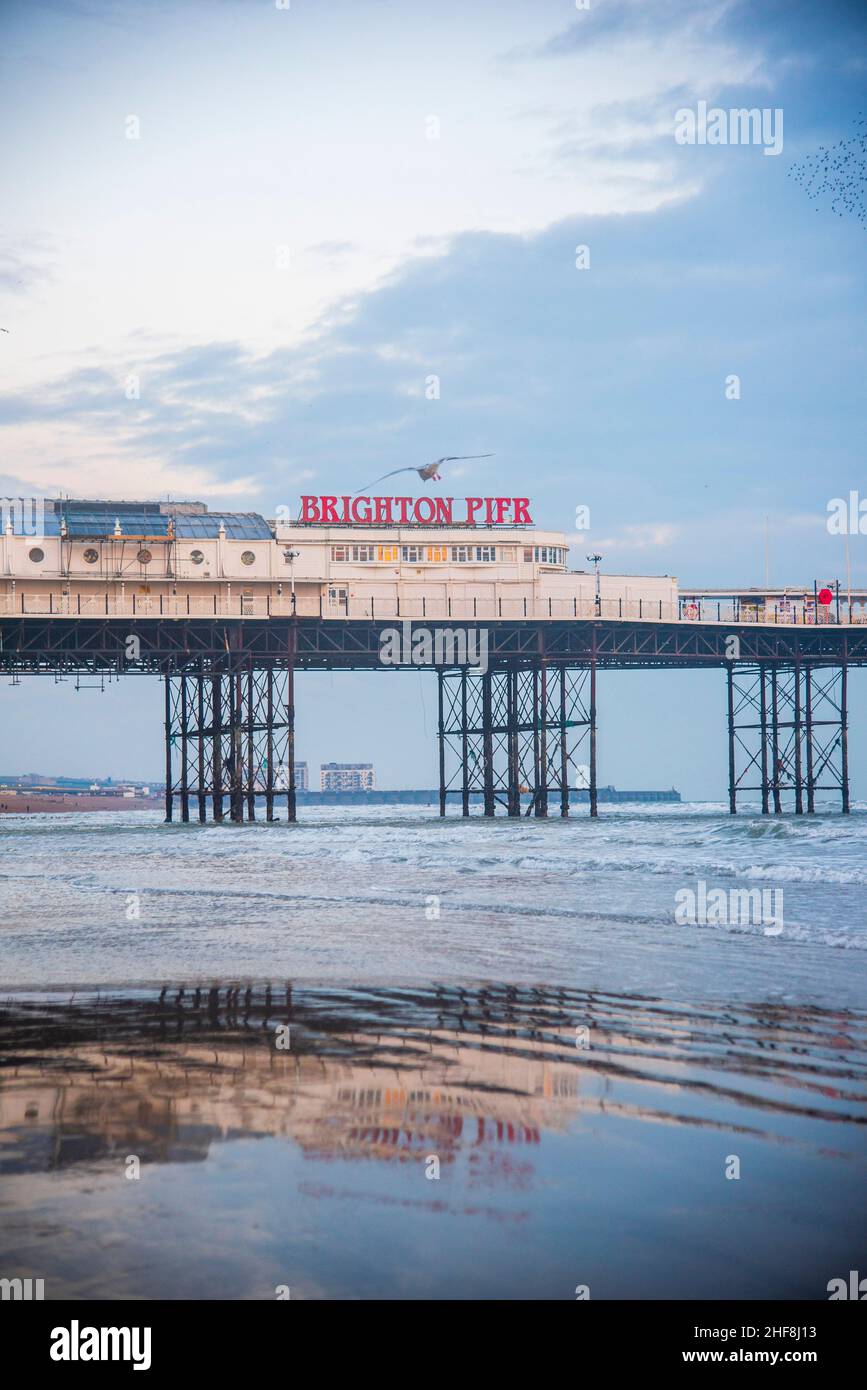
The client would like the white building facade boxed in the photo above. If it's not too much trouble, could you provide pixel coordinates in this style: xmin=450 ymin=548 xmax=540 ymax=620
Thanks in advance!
xmin=0 ymin=496 xmax=679 ymax=623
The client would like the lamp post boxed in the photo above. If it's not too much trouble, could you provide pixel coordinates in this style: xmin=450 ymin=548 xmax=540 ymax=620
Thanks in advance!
xmin=587 ymin=553 xmax=603 ymax=616
xmin=283 ymin=549 xmax=300 ymax=613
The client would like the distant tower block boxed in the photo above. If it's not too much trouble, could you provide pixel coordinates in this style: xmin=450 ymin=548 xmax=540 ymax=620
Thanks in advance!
xmin=320 ymin=763 xmax=376 ymax=792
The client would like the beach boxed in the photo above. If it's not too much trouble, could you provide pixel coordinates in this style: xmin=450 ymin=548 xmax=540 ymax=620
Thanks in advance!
xmin=1 ymin=804 xmax=865 ymax=1299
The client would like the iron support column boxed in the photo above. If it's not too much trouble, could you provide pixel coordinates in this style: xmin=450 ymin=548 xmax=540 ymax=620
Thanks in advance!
xmin=287 ymin=632 xmax=296 ymax=823
xmin=559 ymin=665 xmax=569 ymax=818
xmin=461 ymin=668 xmax=470 ymax=817
xmin=229 ymin=671 xmax=243 ymax=823
xmin=437 ymin=669 xmax=446 ymax=817
xmin=794 ymin=661 xmax=803 ymax=815
xmin=841 ymin=662 xmax=850 ymax=814
xmin=805 ymin=664 xmax=815 ymax=813
xmin=164 ymin=671 xmax=173 ymax=822
xmin=770 ymin=667 xmax=782 ymax=814
xmin=726 ymin=663 xmax=737 ymax=814
xmin=589 ymin=657 xmax=598 ymax=818
xmin=246 ymin=662 xmax=256 ymax=821
xmin=266 ymin=666 xmax=275 ymax=821
xmin=536 ymin=661 xmax=548 ymax=817
xmin=212 ymin=673 xmax=224 ymax=821
xmin=759 ymin=665 xmax=769 ymax=814
xmin=507 ymin=664 xmax=521 ymax=817
xmin=482 ymin=669 xmax=495 ymax=817
xmin=197 ymin=668 xmax=206 ymax=822
xmin=180 ymin=674 xmax=190 ymax=823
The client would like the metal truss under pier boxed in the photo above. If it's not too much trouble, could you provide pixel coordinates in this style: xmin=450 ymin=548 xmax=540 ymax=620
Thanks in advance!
xmin=727 ymin=663 xmax=849 ymax=813
xmin=4 ymin=615 xmax=867 ymax=674
xmin=164 ymin=662 xmax=296 ymax=822
xmin=2 ymin=613 xmax=861 ymax=822
xmin=437 ymin=663 xmax=596 ymax=817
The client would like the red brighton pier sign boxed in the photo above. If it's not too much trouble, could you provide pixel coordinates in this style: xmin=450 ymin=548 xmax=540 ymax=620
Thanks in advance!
xmin=299 ymin=496 xmax=533 ymax=526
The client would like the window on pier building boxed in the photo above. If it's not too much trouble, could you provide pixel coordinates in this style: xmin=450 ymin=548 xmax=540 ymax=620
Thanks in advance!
xmin=426 ymin=545 xmax=447 ymax=562
xmin=475 ymin=545 xmax=496 ymax=562
xmin=331 ymin=544 xmax=376 ymax=562
xmin=377 ymin=545 xmax=399 ymax=562
xmin=401 ymin=545 xmax=424 ymax=563
xmin=451 ymin=545 xmax=473 ymax=562
xmin=535 ymin=546 xmax=564 ymax=565
xmin=523 ymin=548 xmax=533 ymax=563
xmin=500 ymin=546 xmax=517 ymax=562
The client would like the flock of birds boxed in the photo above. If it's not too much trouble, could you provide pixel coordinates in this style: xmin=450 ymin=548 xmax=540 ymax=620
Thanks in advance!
xmin=788 ymin=113 xmax=866 ymax=228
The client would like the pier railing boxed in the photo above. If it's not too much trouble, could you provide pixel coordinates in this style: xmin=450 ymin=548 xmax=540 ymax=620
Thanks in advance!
xmin=1 ymin=592 xmax=679 ymax=621
xmin=0 ymin=592 xmax=861 ymax=624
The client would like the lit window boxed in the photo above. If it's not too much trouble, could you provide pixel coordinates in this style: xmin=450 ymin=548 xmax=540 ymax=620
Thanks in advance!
xmin=426 ymin=546 xmax=447 ymax=562
xmin=240 ymin=551 xmax=256 ymax=565
xmin=377 ymin=545 xmax=398 ymax=562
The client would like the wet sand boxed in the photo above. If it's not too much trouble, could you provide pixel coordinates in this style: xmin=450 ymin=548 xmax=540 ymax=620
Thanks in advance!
xmin=0 ymin=797 xmax=160 ymax=814
xmin=1 ymin=983 xmax=865 ymax=1300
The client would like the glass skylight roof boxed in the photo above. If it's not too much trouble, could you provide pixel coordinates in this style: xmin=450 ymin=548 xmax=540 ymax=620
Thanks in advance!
xmin=174 ymin=513 xmax=271 ymax=540
xmin=3 ymin=500 xmax=272 ymax=539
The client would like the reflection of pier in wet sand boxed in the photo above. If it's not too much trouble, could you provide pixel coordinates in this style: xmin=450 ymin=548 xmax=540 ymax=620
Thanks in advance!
xmin=1 ymin=983 xmax=866 ymax=1298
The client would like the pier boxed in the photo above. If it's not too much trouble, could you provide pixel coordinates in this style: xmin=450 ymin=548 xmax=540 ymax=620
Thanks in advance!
xmin=0 ymin=496 xmax=861 ymax=821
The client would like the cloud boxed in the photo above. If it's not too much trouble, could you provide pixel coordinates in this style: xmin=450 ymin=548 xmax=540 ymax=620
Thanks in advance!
xmin=515 ymin=0 xmax=738 ymax=61
xmin=306 ymin=241 xmax=357 ymax=261
xmin=0 ymin=152 xmax=861 ymax=593
xmin=0 ymin=237 xmax=56 ymax=297
xmin=591 ymin=523 xmax=681 ymax=551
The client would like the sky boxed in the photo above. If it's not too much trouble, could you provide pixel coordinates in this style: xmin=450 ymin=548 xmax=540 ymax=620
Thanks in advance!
xmin=0 ymin=0 xmax=865 ymax=794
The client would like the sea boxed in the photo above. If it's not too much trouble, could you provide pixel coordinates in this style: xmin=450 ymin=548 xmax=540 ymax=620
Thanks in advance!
xmin=1 ymin=802 xmax=865 ymax=1299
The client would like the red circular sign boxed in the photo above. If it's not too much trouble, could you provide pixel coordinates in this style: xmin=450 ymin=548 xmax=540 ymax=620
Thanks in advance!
xmin=818 ymin=588 xmax=834 ymax=606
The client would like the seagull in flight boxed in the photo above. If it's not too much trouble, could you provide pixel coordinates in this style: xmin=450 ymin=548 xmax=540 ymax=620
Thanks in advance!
xmin=355 ymin=454 xmax=493 ymax=494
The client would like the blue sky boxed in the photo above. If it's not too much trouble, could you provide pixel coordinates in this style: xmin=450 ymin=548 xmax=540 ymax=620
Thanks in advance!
xmin=1 ymin=0 xmax=865 ymax=793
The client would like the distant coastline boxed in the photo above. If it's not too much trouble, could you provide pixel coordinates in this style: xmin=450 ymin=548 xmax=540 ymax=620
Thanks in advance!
xmin=0 ymin=786 xmax=681 ymax=814
xmin=0 ymin=793 xmax=161 ymax=814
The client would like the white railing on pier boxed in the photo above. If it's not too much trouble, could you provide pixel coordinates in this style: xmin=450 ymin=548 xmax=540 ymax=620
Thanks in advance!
xmin=679 ymin=598 xmax=864 ymax=625
xmin=0 ymin=593 xmax=679 ymax=621
xmin=0 ymin=592 xmax=861 ymax=625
